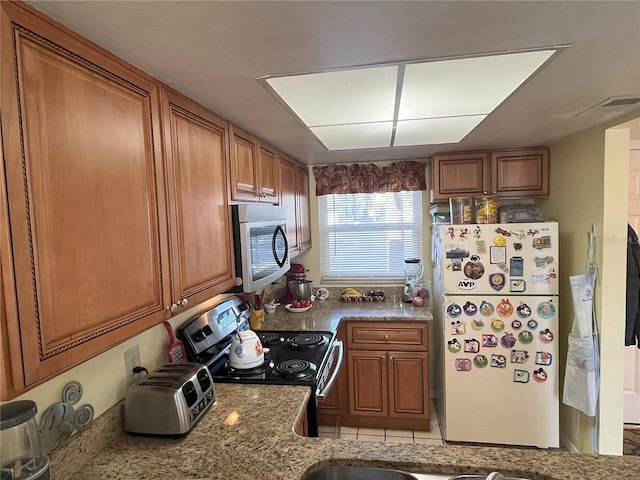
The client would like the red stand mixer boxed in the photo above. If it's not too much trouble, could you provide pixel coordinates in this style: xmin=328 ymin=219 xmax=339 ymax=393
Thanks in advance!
xmin=281 ymin=263 xmax=309 ymax=304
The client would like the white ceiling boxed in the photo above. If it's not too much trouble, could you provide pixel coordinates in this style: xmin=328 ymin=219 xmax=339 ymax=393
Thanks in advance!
xmin=27 ymin=0 xmax=640 ymax=165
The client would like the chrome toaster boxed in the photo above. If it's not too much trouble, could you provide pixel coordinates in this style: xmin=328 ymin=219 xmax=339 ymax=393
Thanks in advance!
xmin=124 ymin=362 xmax=215 ymax=436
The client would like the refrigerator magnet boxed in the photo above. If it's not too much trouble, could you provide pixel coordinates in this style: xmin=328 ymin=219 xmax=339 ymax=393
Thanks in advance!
xmin=532 ymin=236 xmax=552 ymax=249
xmin=537 ymin=301 xmax=555 ymax=318
xmin=473 ymin=354 xmax=488 ymax=368
xmin=510 ymin=230 xmax=526 ymax=239
xmin=455 ymin=358 xmax=472 ymax=371
xmin=513 ymin=242 xmax=523 ymax=251
xmin=464 ymin=338 xmax=480 ymax=353
xmin=450 ymin=320 xmax=466 ymax=335
xmin=533 ymin=368 xmax=548 ymax=383
xmin=535 ymin=351 xmax=553 ymax=366
xmin=446 ymin=303 xmax=462 ymax=318
xmin=509 ymin=256 xmax=524 ymax=276
xmin=471 ymin=318 xmax=485 ymax=330
xmin=463 ymin=301 xmax=478 ymax=315
xmin=447 ymin=338 xmax=462 ymax=353
xmin=510 ymin=279 xmax=526 ymax=292
xmin=463 ymin=261 xmax=485 ymax=280
xmin=476 ymin=239 xmax=487 ymax=253
xmin=482 ymin=334 xmax=498 ymax=347
xmin=513 ymin=369 xmax=530 ymax=384
xmin=490 ymin=354 xmax=507 ymax=368
xmin=518 ymin=331 xmax=534 ymax=344
xmin=493 ymin=234 xmax=508 ymax=247
xmin=511 ymin=319 xmax=523 ymax=330
xmin=490 ymin=246 xmax=506 ymax=264
xmin=479 ymin=301 xmax=494 ymax=316
xmin=500 ymin=333 xmax=517 ymax=348
xmin=531 ymin=272 xmax=551 ymax=284
xmin=490 ymin=318 xmax=505 ymax=332
xmin=527 ymin=319 xmax=539 ymax=330
xmin=511 ymin=350 xmax=530 ymax=363
xmin=516 ymin=303 xmax=532 ymax=318
xmin=539 ymin=328 xmax=554 ymax=343
xmin=489 ymin=273 xmax=506 ymax=291
xmin=496 ymin=298 xmax=514 ymax=317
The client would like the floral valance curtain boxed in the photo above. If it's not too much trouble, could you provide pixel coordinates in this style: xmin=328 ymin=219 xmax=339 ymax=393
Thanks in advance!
xmin=312 ymin=160 xmax=427 ymax=196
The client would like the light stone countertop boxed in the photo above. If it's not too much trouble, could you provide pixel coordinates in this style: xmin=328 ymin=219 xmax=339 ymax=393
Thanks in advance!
xmin=49 ymin=290 xmax=640 ymax=479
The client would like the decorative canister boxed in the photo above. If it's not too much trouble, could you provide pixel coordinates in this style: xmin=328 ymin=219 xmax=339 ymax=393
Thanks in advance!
xmin=475 ymin=196 xmax=498 ymax=224
xmin=449 ymin=197 xmax=474 ymax=224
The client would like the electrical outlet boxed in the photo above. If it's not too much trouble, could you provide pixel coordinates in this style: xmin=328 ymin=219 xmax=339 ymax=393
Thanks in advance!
xmin=124 ymin=345 xmax=140 ymax=385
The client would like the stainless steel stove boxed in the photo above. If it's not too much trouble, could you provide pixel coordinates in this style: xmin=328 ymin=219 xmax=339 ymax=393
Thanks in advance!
xmin=177 ymin=298 xmax=343 ymax=436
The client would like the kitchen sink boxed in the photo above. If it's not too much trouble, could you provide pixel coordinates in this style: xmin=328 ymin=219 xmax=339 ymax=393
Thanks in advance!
xmin=302 ymin=466 xmax=449 ymax=480
xmin=302 ymin=467 xmax=530 ymax=480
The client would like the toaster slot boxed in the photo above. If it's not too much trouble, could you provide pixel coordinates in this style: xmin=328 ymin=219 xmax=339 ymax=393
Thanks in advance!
xmin=196 ymin=368 xmax=212 ymax=392
xmin=181 ymin=381 xmax=198 ymax=407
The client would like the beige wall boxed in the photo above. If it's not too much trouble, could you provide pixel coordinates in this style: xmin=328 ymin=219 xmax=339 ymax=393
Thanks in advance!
xmin=541 ymin=109 xmax=640 ymax=454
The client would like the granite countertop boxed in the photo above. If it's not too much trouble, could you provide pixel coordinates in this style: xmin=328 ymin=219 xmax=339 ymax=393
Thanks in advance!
xmin=50 ymin=291 xmax=640 ymax=479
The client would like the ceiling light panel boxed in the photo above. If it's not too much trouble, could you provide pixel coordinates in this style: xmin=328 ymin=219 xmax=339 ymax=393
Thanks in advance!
xmin=394 ymin=115 xmax=487 ymax=146
xmin=398 ymin=50 xmax=556 ymax=119
xmin=266 ymin=66 xmax=397 ymax=126
xmin=311 ymin=122 xmax=393 ymax=150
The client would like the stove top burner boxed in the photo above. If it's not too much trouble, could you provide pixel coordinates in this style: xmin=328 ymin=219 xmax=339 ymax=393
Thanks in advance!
xmin=225 ymin=359 xmax=275 ymax=377
xmin=287 ymin=334 xmax=328 ymax=350
xmin=259 ymin=332 xmax=284 ymax=346
xmin=275 ymin=359 xmax=318 ymax=379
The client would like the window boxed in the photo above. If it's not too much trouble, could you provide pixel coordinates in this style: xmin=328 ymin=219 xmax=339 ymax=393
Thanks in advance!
xmin=318 ymin=191 xmax=423 ymax=282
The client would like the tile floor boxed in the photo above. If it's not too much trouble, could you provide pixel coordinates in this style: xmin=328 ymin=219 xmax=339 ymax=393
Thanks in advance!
xmin=318 ymin=404 xmax=444 ymax=446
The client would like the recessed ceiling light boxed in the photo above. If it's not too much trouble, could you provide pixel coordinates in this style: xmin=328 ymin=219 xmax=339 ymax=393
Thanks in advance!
xmin=262 ymin=47 xmax=563 ymax=151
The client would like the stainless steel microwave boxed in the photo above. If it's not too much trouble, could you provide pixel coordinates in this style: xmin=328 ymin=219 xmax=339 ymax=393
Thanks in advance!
xmin=231 ymin=204 xmax=290 ymax=293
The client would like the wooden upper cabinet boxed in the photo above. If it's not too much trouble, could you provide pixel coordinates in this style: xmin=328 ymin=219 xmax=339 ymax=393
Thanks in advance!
xmin=431 ymin=152 xmax=490 ymax=202
xmin=296 ymin=165 xmax=312 ymax=253
xmin=491 ymin=148 xmax=549 ymax=198
xmin=160 ymin=87 xmax=236 ymax=312
xmin=229 ymin=124 xmax=278 ymax=203
xmin=279 ymin=154 xmax=299 ymax=255
xmin=257 ymin=143 xmax=279 ymax=203
xmin=0 ymin=2 xmax=171 ymax=393
xmin=431 ymin=147 xmax=549 ymax=202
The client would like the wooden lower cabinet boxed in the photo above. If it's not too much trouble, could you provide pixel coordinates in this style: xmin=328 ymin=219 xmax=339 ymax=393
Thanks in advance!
xmin=320 ymin=321 xmax=430 ymax=431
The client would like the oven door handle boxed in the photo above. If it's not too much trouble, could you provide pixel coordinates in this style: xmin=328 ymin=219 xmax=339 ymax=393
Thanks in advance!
xmin=316 ymin=340 xmax=344 ymax=400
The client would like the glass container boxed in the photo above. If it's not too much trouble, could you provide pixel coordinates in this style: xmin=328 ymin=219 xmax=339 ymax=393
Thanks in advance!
xmin=0 ymin=400 xmax=50 ymax=480
xmin=449 ymin=197 xmax=474 ymax=224
xmin=475 ymin=196 xmax=498 ymax=224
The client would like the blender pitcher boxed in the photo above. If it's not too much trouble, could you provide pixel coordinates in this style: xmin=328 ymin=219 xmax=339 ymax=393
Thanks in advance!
xmin=402 ymin=258 xmax=424 ymax=302
xmin=0 ymin=400 xmax=50 ymax=480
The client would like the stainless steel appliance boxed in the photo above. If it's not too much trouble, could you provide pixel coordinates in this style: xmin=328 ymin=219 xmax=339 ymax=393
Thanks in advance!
xmin=177 ymin=297 xmax=344 ymax=437
xmin=124 ymin=363 xmax=215 ymax=436
xmin=231 ymin=204 xmax=290 ymax=293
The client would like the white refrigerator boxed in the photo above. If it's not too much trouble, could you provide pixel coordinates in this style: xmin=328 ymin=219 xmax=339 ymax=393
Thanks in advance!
xmin=432 ymin=222 xmax=559 ymax=448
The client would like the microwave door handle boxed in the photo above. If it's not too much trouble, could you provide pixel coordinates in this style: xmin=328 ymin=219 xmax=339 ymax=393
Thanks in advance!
xmin=316 ymin=340 xmax=344 ymax=400
xmin=272 ymin=224 xmax=289 ymax=267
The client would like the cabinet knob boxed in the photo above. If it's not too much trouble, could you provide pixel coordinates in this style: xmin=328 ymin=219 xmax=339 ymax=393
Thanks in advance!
xmin=384 ymin=334 xmax=389 ymax=341
xmin=389 ymin=355 xmax=393 ymax=361
xmin=181 ymin=298 xmax=189 ymax=307
xmin=167 ymin=303 xmax=178 ymax=313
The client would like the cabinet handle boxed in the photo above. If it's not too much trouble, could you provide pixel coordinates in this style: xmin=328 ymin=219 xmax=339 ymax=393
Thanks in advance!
xmin=165 ymin=303 xmax=178 ymax=313
xmin=181 ymin=298 xmax=189 ymax=307
xmin=384 ymin=334 xmax=389 ymax=342
xmin=492 ymin=190 xmax=497 ymax=194
xmin=389 ymin=354 xmax=393 ymax=361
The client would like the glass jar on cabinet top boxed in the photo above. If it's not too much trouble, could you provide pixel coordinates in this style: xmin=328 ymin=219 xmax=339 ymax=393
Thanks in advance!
xmin=475 ymin=196 xmax=498 ymax=224
xmin=449 ymin=197 xmax=474 ymax=224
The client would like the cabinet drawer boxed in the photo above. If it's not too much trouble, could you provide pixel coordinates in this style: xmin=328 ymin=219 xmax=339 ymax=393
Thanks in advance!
xmin=347 ymin=322 xmax=427 ymax=351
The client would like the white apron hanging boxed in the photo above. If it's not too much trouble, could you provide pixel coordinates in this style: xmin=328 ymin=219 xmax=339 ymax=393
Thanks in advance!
xmin=562 ymin=231 xmax=600 ymax=417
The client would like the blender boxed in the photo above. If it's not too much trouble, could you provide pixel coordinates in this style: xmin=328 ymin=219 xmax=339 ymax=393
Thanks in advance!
xmin=0 ymin=400 xmax=50 ymax=480
xmin=402 ymin=258 xmax=424 ymax=303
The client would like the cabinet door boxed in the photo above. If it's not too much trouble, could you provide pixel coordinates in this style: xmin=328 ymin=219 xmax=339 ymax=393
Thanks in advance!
xmin=296 ymin=165 xmax=312 ymax=252
xmin=491 ymin=147 xmax=549 ymax=198
xmin=160 ymin=87 xmax=236 ymax=311
xmin=257 ymin=143 xmax=279 ymax=203
xmin=229 ymin=125 xmax=259 ymax=202
xmin=1 ymin=5 xmax=171 ymax=390
xmin=348 ymin=322 xmax=428 ymax=352
xmin=279 ymin=154 xmax=300 ymax=256
xmin=431 ymin=152 xmax=490 ymax=202
xmin=348 ymin=350 xmax=387 ymax=416
xmin=388 ymin=351 xmax=430 ymax=420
